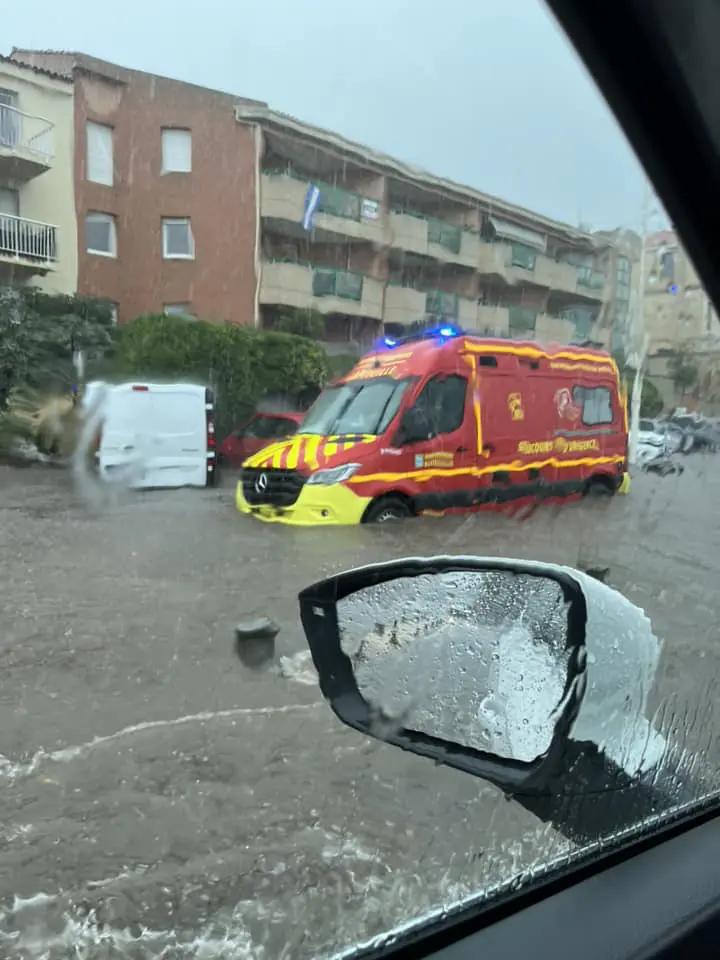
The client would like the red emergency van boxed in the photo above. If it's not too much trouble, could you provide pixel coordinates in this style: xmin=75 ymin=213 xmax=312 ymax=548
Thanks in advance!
xmin=235 ymin=327 xmax=629 ymax=525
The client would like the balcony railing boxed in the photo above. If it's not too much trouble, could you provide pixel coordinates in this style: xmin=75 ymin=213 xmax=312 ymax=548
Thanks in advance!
xmin=577 ymin=266 xmax=606 ymax=290
xmin=509 ymin=243 xmax=537 ymax=271
xmin=262 ymin=168 xmax=375 ymax=223
xmin=0 ymin=104 xmax=54 ymax=160
xmin=508 ymin=305 xmax=538 ymax=334
xmin=559 ymin=306 xmax=598 ymax=338
xmin=426 ymin=289 xmax=459 ymax=319
xmin=427 ymin=217 xmax=462 ymax=254
xmin=0 ymin=212 xmax=57 ymax=262
xmin=311 ymin=266 xmax=364 ymax=301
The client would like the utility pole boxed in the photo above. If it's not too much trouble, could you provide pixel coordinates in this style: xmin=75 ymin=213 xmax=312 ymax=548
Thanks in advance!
xmin=628 ymin=179 xmax=651 ymax=466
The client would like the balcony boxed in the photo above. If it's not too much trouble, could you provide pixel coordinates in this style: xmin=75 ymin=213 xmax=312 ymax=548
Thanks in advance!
xmin=0 ymin=213 xmax=57 ymax=272
xmin=425 ymin=288 xmax=459 ymax=320
xmin=0 ymin=105 xmax=54 ymax=180
xmin=388 ymin=211 xmax=428 ymax=255
xmin=261 ymin=172 xmax=384 ymax=244
xmin=388 ymin=210 xmax=480 ymax=269
xmin=508 ymin=305 xmax=539 ymax=337
xmin=384 ymin=283 xmax=426 ymax=327
xmin=577 ymin=266 xmax=607 ymax=297
xmin=535 ymin=313 xmax=575 ymax=343
xmin=477 ymin=242 xmax=513 ymax=278
xmin=475 ymin=305 xmax=511 ymax=336
xmin=260 ymin=260 xmax=383 ymax=320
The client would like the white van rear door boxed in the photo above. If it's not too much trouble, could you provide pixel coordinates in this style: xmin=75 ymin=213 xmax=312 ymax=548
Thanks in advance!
xmin=144 ymin=385 xmax=207 ymax=488
xmin=98 ymin=385 xmax=152 ymax=486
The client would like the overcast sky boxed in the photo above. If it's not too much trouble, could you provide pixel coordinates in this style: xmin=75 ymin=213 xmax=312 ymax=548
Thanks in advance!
xmin=3 ymin=0 xmax=648 ymax=230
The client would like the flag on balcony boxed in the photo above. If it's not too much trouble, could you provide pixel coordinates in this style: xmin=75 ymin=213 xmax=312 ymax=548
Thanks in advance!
xmin=302 ymin=184 xmax=321 ymax=231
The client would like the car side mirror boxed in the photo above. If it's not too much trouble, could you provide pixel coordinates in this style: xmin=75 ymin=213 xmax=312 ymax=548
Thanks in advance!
xmin=395 ymin=408 xmax=431 ymax=446
xmin=298 ymin=557 xmax=689 ymax=843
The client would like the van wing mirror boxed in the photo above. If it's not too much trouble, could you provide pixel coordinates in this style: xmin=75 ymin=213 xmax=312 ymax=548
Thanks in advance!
xmin=299 ymin=557 xmax=680 ymax=842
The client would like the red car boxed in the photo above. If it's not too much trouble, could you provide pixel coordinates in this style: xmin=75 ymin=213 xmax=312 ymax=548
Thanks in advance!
xmin=218 ymin=410 xmax=303 ymax=468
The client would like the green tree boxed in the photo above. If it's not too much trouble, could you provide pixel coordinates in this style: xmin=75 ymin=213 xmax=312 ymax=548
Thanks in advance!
xmin=113 ymin=314 xmax=331 ymax=438
xmin=613 ymin=350 xmax=664 ymax=418
xmin=271 ymin=307 xmax=325 ymax=340
xmin=667 ymin=345 xmax=700 ymax=395
xmin=0 ymin=288 xmax=115 ymax=406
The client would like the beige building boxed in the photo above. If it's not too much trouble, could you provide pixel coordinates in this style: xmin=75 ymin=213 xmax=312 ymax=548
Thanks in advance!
xmin=239 ymin=106 xmax=619 ymax=352
xmin=642 ymin=229 xmax=720 ymax=351
xmin=0 ymin=55 xmax=77 ymax=295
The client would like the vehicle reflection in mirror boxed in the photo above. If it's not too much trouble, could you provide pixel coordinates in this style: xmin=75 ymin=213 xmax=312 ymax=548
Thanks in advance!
xmin=336 ymin=570 xmax=573 ymax=764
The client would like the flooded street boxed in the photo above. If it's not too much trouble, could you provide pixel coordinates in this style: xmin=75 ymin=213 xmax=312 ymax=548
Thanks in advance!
xmin=1 ymin=463 xmax=719 ymax=958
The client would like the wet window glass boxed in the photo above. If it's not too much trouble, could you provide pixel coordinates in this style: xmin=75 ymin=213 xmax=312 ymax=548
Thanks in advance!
xmin=413 ymin=374 xmax=468 ymax=435
xmin=243 ymin=414 xmax=296 ymax=439
xmin=573 ymin=385 xmax=613 ymax=425
xmin=301 ymin=378 xmax=411 ymax=436
xmin=2 ymin=2 xmax=720 ymax=958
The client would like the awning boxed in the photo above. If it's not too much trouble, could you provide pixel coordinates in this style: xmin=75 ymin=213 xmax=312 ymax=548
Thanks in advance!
xmin=488 ymin=216 xmax=547 ymax=252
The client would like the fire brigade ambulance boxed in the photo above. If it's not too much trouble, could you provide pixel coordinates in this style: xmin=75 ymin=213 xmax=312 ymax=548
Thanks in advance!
xmin=236 ymin=327 xmax=629 ymax=526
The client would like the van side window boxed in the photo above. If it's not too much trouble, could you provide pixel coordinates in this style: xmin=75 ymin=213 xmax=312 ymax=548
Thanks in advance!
xmin=572 ymin=385 xmax=613 ymax=425
xmin=414 ymin=375 xmax=468 ymax=436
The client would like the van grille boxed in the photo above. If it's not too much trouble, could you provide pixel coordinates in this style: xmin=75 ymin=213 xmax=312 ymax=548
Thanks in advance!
xmin=241 ymin=468 xmax=306 ymax=507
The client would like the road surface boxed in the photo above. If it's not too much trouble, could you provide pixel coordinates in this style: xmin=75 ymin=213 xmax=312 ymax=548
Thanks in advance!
xmin=0 ymin=461 xmax=718 ymax=958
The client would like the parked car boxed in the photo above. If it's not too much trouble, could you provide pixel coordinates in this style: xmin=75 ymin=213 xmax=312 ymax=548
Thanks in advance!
xmin=218 ymin=410 xmax=303 ymax=468
xmin=641 ymin=418 xmax=692 ymax=455
xmin=668 ymin=413 xmax=720 ymax=452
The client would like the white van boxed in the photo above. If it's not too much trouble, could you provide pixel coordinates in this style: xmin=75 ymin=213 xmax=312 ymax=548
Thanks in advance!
xmin=82 ymin=381 xmax=216 ymax=489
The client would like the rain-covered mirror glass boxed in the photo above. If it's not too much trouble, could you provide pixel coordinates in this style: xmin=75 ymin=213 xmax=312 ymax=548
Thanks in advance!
xmin=4 ymin=0 xmax=720 ymax=956
xmin=337 ymin=571 xmax=572 ymax=762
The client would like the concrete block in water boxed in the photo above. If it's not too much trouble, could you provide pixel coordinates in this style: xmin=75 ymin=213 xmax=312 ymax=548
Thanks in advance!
xmin=235 ymin=617 xmax=280 ymax=668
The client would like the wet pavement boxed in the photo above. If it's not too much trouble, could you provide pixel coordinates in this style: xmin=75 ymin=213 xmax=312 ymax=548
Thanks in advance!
xmin=1 ymin=461 xmax=719 ymax=958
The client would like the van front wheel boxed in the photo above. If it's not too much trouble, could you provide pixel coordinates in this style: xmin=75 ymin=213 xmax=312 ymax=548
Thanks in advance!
xmin=363 ymin=496 xmax=413 ymax=524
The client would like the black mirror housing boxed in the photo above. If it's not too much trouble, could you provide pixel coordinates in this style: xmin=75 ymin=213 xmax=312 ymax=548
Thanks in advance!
xmin=299 ymin=555 xmax=588 ymax=796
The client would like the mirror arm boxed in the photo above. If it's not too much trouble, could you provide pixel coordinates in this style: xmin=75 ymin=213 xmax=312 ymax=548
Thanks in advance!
xmin=512 ymin=740 xmax=713 ymax=844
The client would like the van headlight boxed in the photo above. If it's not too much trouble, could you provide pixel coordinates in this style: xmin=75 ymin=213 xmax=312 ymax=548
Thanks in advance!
xmin=306 ymin=463 xmax=361 ymax=485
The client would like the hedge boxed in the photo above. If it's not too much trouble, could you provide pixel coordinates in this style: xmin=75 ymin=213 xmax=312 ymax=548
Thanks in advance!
xmin=112 ymin=314 xmax=331 ymax=438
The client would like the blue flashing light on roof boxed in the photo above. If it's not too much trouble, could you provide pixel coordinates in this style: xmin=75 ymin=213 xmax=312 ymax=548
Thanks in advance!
xmin=667 ymin=283 xmax=679 ymax=295
xmin=372 ymin=324 xmax=465 ymax=353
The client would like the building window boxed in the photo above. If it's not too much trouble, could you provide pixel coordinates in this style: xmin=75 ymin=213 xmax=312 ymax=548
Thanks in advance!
xmin=86 ymin=122 xmax=114 ymax=185
xmin=86 ymin=212 xmax=117 ymax=257
xmin=0 ymin=89 xmax=20 ymax=149
xmin=162 ymin=218 xmax=194 ymax=259
xmin=164 ymin=303 xmax=195 ymax=319
xmin=0 ymin=186 xmax=19 ymax=216
xmin=161 ymin=128 xmax=192 ymax=173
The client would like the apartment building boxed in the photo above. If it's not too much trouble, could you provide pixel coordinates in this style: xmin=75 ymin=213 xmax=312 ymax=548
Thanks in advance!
xmin=0 ymin=55 xmax=76 ymax=294
xmin=9 ymin=49 xmax=620 ymax=346
xmin=641 ymin=229 xmax=720 ymax=351
xmin=592 ymin=227 xmax=641 ymax=355
xmin=9 ymin=49 xmax=266 ymax=325
xmin=242 ymin=106 xmax=618 ymax=352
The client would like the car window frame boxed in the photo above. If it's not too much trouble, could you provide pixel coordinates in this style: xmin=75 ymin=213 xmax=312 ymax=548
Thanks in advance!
xmin=359 ymin=0 xmax=720 ymax=956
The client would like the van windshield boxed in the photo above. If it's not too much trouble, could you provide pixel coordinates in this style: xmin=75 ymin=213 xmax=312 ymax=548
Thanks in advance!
xmin=300 ymin=377 xmax=413 ymax=437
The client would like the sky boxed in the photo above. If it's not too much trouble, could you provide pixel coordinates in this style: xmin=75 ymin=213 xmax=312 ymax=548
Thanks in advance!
xmin=1 ymin=0 xmax=649 ymax=230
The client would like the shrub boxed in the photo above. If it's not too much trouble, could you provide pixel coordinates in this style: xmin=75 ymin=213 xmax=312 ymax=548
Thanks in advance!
xmin=0 ymin=288 xmax=116 ymax=407
xmin=112 ymin=314 xmax=331 ymax=437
